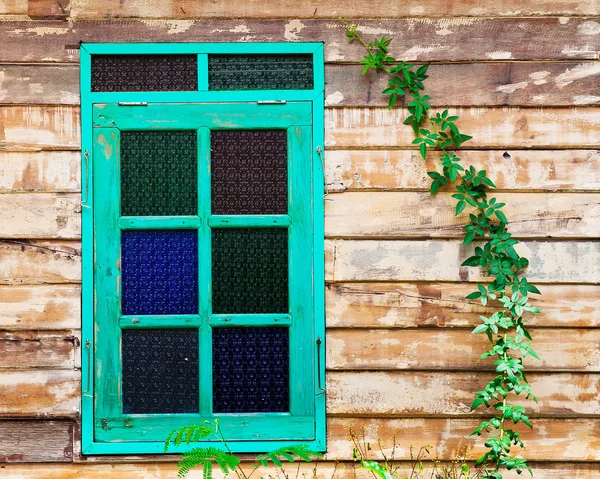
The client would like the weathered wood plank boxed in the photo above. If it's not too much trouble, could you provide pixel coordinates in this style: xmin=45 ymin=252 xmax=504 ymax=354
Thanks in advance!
xmin=0 ymin=65 xmax=79 ymax=105
xmin=4 ymin=62 xmax=600 ymax=107
xmin=326 ymin=418 xmax=600 ymax=460
xmin=4 ymin=105 xmax=600 ymax=150
xmin=67 ymin=0 xmax=600 ymax=18
xmin=0 ymin=330 xmax=79 ymax=369
xmin=325 ymin=239 xmax=600 ymax=283
xmin=0 ymin=420 xmax=72 ymax=463
xmin=326 ymin=63 xmax=600 ymax=107
xmin=27 ymin=0 xmax=70 ymax=19
xmin=3 ymin=462 xmax=600 ymax=479
xmin=326 ymin=328 xmax=600 ymax=372
xmin=0 ymin=19 xmax=597 ymax=63
xmin=0 ymin=369 xmax=79 ymax=417
xmin=0 ymin=106 xmax=80 ymax=150
xmin=0 ymin=193 xmax=81 ymax=239
xmin=325 ymin=107 xmax=600 ymax=149
xmin=0 ymin=240 xmax=81 ymax=285
xmin=325 ymin=191 xmax=600 ymax=239
xmin=325 ymin=149 xmax=600 ymax=192
xmin=0 ymin=0 xmax=27 ymax=15
xmin=326 ymin=283 xmax=600 ymax=328
xmin=328 ymin=371 xmax=600 ymax=416
xmin=0 ymin=151 xmax=81 ymax=192
xmin=0 ymin=285 xmax=80 ymax=330
xmin=5 ymin=191 xmax=598 ymax=240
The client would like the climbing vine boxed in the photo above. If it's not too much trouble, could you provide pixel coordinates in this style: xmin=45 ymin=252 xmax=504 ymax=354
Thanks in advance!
xmin=340 ymin=19 xmax=541 ymax=479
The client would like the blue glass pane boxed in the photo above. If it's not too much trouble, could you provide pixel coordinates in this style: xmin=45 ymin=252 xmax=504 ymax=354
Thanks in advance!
xmin=121 ymin=230 xmax=198 ymax=315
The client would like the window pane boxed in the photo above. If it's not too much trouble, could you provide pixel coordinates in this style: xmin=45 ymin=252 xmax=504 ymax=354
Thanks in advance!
xmin=121 ymin=230 xmax=198 ymax=315
xmin=211 ymin=130 xmax=287 ymax=215
xmin=208 ymin=54 xmax=313 ymax=90
xmin=212 ymin=327 xmax=289 ymax=413
xmin=212 ymin=229 xmax=288 ymax=314
xmin=91 ymin=54 xmax=198 ymax=92
xmin=121 ymin=130 xmax=198 ymax=217
xmin=122 ymin=329 xmax=199 ymax=414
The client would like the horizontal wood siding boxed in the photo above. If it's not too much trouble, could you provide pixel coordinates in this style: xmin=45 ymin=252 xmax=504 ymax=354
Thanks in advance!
xmin=0 ymin=5 xmax=597 ymax=477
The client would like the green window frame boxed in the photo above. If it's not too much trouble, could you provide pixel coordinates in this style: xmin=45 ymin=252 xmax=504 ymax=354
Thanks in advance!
xmin=80 ymin=43 xmax=325 ymax=455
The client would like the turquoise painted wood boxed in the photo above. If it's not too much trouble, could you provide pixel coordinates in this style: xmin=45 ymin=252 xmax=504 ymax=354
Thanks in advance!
xmin=118 ymin=216 xmax=201 ymax=230
xmin=92 ymin=102 xmax=312 ymax=129
xmin=81 ymin=42 xmax=325 ymax=455
xmin=119 ymin=315 xmax=201 ymax=329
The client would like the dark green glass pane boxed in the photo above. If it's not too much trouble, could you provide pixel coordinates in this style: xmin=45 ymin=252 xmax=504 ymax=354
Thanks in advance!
xmin=208 ymin=54 xmax=313 ymax=90
xmin=120 ymin=130 xmax=197 ymax=216
xmin=212 ymin=229 xmax=288 ymax=314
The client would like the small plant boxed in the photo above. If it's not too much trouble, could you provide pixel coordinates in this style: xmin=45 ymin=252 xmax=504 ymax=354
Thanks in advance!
xmin=165 ymin=420 xmax=323 ymax=479
xmin=350 ymin=427 xmax=483 ymax=479
xmin=340 ymin=19 xmax=541 ymax=479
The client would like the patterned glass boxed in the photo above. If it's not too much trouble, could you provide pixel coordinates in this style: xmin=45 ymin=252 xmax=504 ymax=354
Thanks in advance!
xmin=91 ymin=54 xmax=197 ymax=92
xmin=211 ymin=130 xmax=287 ymax=215
xmin=212 ymin=229 xmax=288 ymax=314
xmin=120 ymin=130 xmax=197 ymax=217
xmin=122 ymin=329 xmax=199 ymax=414
xmin=208 ymin=54 xmax=313 ymax=90
xmin=212 ymin=327 xmax=289 ymax=413
xmin=121 ymin=230 xmax=198 ymax=315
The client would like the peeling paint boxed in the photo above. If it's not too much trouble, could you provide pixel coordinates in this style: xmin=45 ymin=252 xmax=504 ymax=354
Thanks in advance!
xmin=573 ymin=95 xmax=600 ymax=105
xmin=555 ymin=63 xmax=600 ymax=88
xmin=496 ymin=81 xmax=528 ymax=94
xmin=8 ymin=27 xmax=69 ymax=36
xmin=229 ymin=24 xmax=250 ymax=33
xmin=529 ymin=71 xmax=551 ymax=85
xmin=485 ymin=51 xmax=514 ymax=60
xmin=284 ymin=19 xmax=305 ymax=41
xmin=578 ymin=21 xmax=600 ymax=35
xmin=325 ymin=91 xmax=344 ymax=106
xmin=401 ymin=45 xmax=444 ymax=60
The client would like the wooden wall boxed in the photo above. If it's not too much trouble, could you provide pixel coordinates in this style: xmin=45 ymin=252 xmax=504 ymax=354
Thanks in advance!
xmin=0 ymin=0 xmax=599 ymax=477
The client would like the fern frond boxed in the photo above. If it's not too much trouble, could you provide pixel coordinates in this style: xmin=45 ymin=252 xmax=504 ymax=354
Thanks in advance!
xmin=177 ymin=447 xmax=240 ymax=479
xmin=255 ymin=444 xmax=324 ymax=467
xmin=164 ymin=424 xmax=215 ymax=452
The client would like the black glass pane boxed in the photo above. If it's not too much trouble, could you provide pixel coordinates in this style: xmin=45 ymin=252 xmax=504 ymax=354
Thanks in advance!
xmin=122 ymin=329 xmax=199 ymax=414
xmin=91 ymin=54 xmax=197 ymax=92
xmin=212 ymin=229 xmax=288 ymax=314
xmin=211 ymin=130 xmax=287 ymax=215
xmin=212 ymin=327 xmax=289 ymax=413
xmin=121 ymin=130 xmax=197 ymax=217
xmin=121 ymin=230 xmax=198 ymax=315
xmin=208 ymin=54 xmax=313 ymax=90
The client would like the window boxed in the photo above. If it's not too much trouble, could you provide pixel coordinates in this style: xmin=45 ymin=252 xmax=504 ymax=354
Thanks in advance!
xmin=80 ymin=43 xmax=325 ymax=454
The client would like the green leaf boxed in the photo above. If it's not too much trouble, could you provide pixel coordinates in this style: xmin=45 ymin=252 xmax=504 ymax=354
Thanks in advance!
xmin=463 ymin=231 xmax=476 ymax=245
xmin=466 ymin=291 xmax=482 ymax=300
xmin=388 ymin=93 xmax=397 ymax=109
xmin=496 ymin=210 xmax=508 ymax=224
xmin=419 ymin=142 xmax=427 ymax=160
xmin=525 ymin=284 xmax=541 ymax=294
xmin=456 ymin=201 xmax=466 ymax=215
xmin=360 ymin=460 xmax=393 ymax=479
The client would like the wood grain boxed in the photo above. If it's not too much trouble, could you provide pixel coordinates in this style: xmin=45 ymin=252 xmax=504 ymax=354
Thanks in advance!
xmin=0 ymin=19 xmax=597 ymax=63
xmin=325 ymin=107 xmax=600 ymax=149
xmin=3 ymin=62 xmax=600 ymax=107
xmin=4 ymin=106 xmax=600 ymax=150
xmin=2 ymin=462 xmax=600 ymax=479
xmin=327 ymin=371 xmax=600 ymax=416
xmin=0 ymin=369 xmax=79 ymax=417
xmin=66 ymin=0 xmax=600 ymax=18
xmin=0 ymin=193 xmax=81 ymax=239
xmin=0 ymin=151 xmax=81 ymax=192
xmin=325 ymin=149 xmax=600 ymax=192
xmin=0 ymin=106 xmax=80 ymax=150
xmin=0 ymin=285 xmax=80 ymax=330
xmin=325 ymin=191 xmax=600 ymax=239
xmin=0 ymin=0 xmax=27 ymax=16
xmin=326 ymin=417 xmax=600 ymax=460
xmin=0 ymin=240 xmax=81 ymax=285
xmin=0 ymin=420 xmax=72 ymax=463
xmin=27 ymin=0 xmax=70 ymax=19
xmin=0 ymin=330 xmax=79 ymax=369
xmin=325 ymin=239 xmax=600 ymax=283
xmin=326 ymin=63 xmax=600 ymax=107
xmin=326 ymin=328 xmax=600 ymax=372
xmin=326 ymin=283 xmax=600 ymax=328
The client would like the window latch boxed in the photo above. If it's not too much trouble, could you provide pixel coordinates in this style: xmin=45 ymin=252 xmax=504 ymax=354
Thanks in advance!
xmin=316 ymin=336 xmax=326 ymax=396
xmin=257 ymin=100 xmax=287 ymax=105
xmin=118 ymin=102 xmax=148 ymax=106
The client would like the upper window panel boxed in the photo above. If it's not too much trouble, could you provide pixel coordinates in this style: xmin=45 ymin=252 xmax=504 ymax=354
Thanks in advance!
xmin=208 ymin=54 xmax=314 ymax=90
xmin=91 ymin=54 xmax=198 ymax=91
